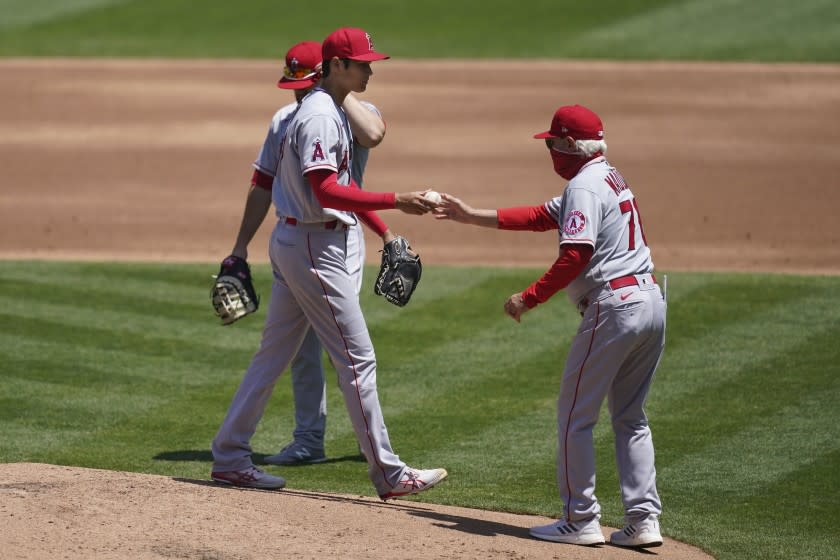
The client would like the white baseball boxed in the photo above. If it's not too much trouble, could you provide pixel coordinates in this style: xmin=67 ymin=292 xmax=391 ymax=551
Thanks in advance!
xmin=424 ymin=190 xmax=442 ymax=204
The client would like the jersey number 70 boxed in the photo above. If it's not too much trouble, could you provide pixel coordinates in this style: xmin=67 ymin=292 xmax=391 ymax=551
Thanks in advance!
xmin=619 ymin=199 xmax=648 ymax=250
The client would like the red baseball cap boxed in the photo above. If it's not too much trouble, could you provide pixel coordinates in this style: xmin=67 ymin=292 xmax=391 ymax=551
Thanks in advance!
xmin=534 ymin=104 xmax=604 ymax=140
xmin=277 ymin=41 xmax=322 ymax=90
xmin=322 ymin=27 xmax=389 ymax=62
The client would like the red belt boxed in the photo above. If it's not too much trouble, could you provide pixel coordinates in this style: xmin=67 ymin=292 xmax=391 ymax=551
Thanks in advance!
xmin=609 ymin=274 xmax=657 ymax=290
xmin=283 ymin=217 xmax=344 ymax=230
xmin=578 ymin=274 xmax=657 ymax=315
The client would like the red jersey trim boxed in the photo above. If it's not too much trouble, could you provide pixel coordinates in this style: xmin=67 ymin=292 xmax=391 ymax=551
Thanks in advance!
xmin=303 ymin=163 xmax=338 ymax=174
xmin=560 ymin=238 xmax=595 ymax=247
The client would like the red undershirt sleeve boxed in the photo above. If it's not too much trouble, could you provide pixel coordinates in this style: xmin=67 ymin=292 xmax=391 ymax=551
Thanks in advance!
xmin=251 ymin=169 xmax=273 ymax=190
xmin=356 ymin=210 xmax=388 ymax=237
xmin=521 ymin=244 xmax=594 ymax=308
xmin=306 ymin=169 xmax=396 ymax=212
xmin=497 ymin=205 xmax=558 ymax=231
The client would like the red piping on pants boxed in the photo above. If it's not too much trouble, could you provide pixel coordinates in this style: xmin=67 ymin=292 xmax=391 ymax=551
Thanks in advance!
xmin=563 ymin=301 xmax=600 ymax=520
xmin=306 ymin=233 xmax=387 ymax=480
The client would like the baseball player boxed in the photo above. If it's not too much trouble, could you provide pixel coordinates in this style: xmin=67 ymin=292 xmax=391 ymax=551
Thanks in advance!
xmin=435 ymin=105 xmax=666 ymax=547
xmin=211 ymin=27 xmax=447 ymax=500
xmin=221 ymin=40 xmax=389 ymax=467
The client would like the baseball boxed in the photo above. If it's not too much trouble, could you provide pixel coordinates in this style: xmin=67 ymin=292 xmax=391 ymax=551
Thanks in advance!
xmin=424 ymin=190 xmax=442 ymax=204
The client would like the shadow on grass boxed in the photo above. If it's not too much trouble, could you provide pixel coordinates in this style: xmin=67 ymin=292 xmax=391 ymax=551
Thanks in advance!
xmin=153 ymin=449 xmax=366 ymax=465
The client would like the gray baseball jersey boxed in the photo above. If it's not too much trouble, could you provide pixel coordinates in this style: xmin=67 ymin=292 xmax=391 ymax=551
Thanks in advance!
xmin=275 ymin=87 xmax=355 ymax=225
xmin=212 ymin=88 xmax=409 ymax=495
xmin=543 ymin=156 xmax=665 ymax=525
xmin=545 ymin=156 xmax=654 ymax=305
xmin=251 ymin=98 xmax=379 ymax=450
xmin=254 ymin=99 xmax=379 ymax=205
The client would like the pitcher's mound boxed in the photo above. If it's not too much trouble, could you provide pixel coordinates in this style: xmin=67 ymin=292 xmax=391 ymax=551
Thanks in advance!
xmin=0 ymin=463 xmax=712 ymax=559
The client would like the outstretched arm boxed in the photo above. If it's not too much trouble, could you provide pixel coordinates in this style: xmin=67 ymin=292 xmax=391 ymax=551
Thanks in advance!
xmin=435 ymin=194 xmax=558 ymax=231
xmin=434 ymin=193 xmax=499 ymax=228
xmin=306 ymin=170 xmax=437 ymax=215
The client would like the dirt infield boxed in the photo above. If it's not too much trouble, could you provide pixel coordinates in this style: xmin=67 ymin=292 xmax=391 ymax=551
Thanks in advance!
xmin=1 ymin=58 xmax=839 ymax=559
xmin=0 ymin=463 xmax=712 ymax=560
xmin=1 ymin=58 xmax=839 ymax=272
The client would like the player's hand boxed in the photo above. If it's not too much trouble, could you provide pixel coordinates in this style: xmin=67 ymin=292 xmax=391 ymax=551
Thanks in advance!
xmin=395 ymin=191 xmax=436 ymax=215
xmin=434 ymin=193 xmax=475 ymax=224
xmin=504 ymin=293 xmax=530 ymax=323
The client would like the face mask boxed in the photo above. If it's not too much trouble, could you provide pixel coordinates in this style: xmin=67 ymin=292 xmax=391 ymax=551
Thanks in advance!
xmin=546 ymin=137 xmax=603 ymax=179
xmin=550 ymin=150 xmax=587 ymax=180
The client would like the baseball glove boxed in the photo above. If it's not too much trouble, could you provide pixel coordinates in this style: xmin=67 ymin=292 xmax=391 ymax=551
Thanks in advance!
xmin=211 ymin=255 xmax=259 ymax=325
xmin=374 ymin=236 xmax=422 ymax=307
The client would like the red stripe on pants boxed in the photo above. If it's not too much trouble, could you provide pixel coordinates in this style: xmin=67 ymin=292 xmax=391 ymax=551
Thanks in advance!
xmin=306 ymin=233 xmax=387 ymax=480
xmin=563 ymin=301 xmax=600 ymax=520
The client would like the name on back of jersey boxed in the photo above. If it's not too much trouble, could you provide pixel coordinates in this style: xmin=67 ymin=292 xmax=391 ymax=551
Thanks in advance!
xmin=605 ymin=170 xmax=630 ymax=197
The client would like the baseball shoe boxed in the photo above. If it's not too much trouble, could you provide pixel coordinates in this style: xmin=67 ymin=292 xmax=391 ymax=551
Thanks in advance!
xmin=210 ymin=466 xmax=286 ymax=490
xmin=379 ymin=467 xmax=448 ymax=500
xmin=264 ymin=441 xmax=327 ymax=466
xmin=610 ymin=516 xmax=663 ymax=548
xmin=529 ymin=516 xmax=605 ymax=545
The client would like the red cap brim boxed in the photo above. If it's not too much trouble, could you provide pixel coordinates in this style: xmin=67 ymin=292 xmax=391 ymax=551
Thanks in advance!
xmin=347 ymin=52 xmax=390 ymax=62
xmin=533 ymin=130 xmax=558 ymax=139
xmin=277 ymin=78 xmax=317 ymax=90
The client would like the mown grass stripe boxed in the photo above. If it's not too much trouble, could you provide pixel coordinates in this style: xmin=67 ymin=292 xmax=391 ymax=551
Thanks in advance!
xmin=0 ymin=331 xmax=243 ymax=387
xmin=663 ymin=376 xmax=840 ymax=497
xmin=661 ymin=274 xmax=812 ymax=351
xmin=3 ymin=264 xmax=839 ymax=560
xmin=2 ymin=274 xmax=215 ymax=316
xmin=576 ymin=0 xmax=840 ymax=61
xmin=664 ymin=451 xmax=840 ymax=560
xmin=0 ymin=294 xmax=257 ymax=352
xmin=0 ymin=0 xmax=836 ymax=61
xmin=0 ymin=0 xmax=128 ymax=29
xmin=706 ymin=450 xmax=840 ymax=560
xmin=649 ymin=283 xmax=838 ymax=407
xmin=0 ymin=312 xmax=254 ymax=371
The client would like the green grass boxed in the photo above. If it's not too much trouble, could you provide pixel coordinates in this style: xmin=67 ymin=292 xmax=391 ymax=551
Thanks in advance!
xmin=1 ymin=261 xmax=839 ymax=559
xmin=0 ymin=0 xmax=838 ymax=61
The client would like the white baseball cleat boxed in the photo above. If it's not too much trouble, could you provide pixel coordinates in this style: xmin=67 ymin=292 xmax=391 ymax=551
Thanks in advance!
xmin=211 ymin=466 xmax=286 ymax=490
xmin=610 ymin=516 xmax=663 ymax=548
xmin=379 ymin=467 xmax=448 ymax=500
xmin=529 ymin=516 xmax=606 ymax=545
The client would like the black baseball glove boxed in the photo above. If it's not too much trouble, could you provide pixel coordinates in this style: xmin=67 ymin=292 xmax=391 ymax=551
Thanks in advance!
xmin=211 ymin=255 xmax=259 ymax=325
xmin=374 ymin=236 xmax=422 ymax=307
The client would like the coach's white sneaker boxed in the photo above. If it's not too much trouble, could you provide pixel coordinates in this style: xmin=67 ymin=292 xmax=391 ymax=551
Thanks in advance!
xmin=610 ymin=516 xmax=663 ymax=548
xmin=211 ymin=466 xmax=286 ymax=490
xmin=529 ymin=516 xmax=606 ymax=545
xmin=379 ymin=467 xmax=448 ymax=500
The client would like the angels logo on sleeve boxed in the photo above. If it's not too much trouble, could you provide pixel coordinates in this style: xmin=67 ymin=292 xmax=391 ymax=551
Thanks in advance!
xmin=563 ymin=210 xmax=586 ymax=235
xmin=311 ymin=138 xmax=325 ymax=162
xmin=337 ymin=148 xmax=349 ymax=174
